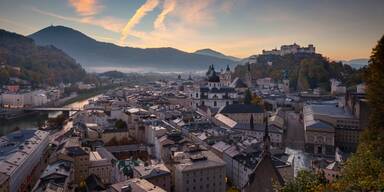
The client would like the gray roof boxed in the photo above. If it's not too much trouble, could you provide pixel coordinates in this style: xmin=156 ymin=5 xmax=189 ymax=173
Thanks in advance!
xmin=233 ymin=123 xmax=283 ymax=134
xmin=230 ymin=77 xmax=248 ymax=88
xmin=134 ymin=164 xmax=171 ymax=180
xmin=306 ymin=120 xmax=334 ymax=130
xmin=219 ymin=104 xmax=264 ymax=114
xmin=306 ymin=104 xmax=353 ymax=118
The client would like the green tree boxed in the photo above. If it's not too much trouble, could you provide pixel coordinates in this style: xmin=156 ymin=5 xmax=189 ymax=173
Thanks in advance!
xmin=333 ymin=35 xmax=384 ymax=191
xmin=115 ymin=119 xmax=127 ymax=129
xmin=278 ymin=170 xmax=329 ymax=192
xmin=244 ymin=89 xmax=252 ymax=104
xmin=362 ymin=34 xmax=384 ymax=156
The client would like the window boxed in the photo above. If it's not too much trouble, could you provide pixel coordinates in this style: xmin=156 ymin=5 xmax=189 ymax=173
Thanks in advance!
xmin=214 ymin=101 xmax=217 ymax=107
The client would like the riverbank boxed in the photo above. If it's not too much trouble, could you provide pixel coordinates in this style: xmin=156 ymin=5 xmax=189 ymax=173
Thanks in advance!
xmin=62 ymin=85 xmax=118 ymax=106
xmin=0 ymin=85 xmax=118 ymax=136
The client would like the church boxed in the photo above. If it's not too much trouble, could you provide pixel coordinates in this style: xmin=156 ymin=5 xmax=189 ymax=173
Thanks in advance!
xmin=191 ymin=65 xmax=239 ymax=110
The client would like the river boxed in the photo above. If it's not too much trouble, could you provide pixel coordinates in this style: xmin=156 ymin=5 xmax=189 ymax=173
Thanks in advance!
xmin=0 ymin=94 xmax=102 ymax=136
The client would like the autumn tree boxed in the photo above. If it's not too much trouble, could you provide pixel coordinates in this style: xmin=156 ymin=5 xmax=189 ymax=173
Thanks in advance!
xmin=333 ymin=35 xmax=384 ymax=191
xmin=278 ymin=170 xmax=330 ymax=192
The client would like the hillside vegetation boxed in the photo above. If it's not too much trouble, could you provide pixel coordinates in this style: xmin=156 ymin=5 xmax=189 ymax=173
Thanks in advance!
xmin=0 ymin=29 xmax=86 ymax=86
xmin=234 ymin=53 xmax=364 ymax=91
xmin=29 ymin=25 xmax=237 ymax=72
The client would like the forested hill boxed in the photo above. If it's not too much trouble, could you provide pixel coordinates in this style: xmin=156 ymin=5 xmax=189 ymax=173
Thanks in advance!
xmin=233 ymin=53 xmax=365 ymax=91
xmin=0 ymin=29 xmax=86 ymax=86
xmin=29 ymin=25 xmax=237 ymax=72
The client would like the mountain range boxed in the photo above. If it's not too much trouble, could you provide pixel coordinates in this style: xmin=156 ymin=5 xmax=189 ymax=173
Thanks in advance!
xmin=194 ymin=48 xmax=240 ymax=61
xmin=29 ymin=26 xmax=238 ymax=72
xmin=0 ymin=29 xmax=86 ymax=86
xmin=342 ymin=58 xmax=369 ymax=69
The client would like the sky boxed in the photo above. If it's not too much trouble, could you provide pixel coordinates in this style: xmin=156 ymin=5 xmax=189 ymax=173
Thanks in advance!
xmin=0 ymin=0 xmax=383 ymax=60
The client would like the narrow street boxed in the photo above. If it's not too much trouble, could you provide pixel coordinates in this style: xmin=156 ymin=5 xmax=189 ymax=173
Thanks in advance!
xmin=284 ymin=111 xmax=305 ymax=150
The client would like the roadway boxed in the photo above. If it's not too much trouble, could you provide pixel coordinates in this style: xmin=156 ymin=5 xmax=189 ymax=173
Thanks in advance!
xmin=284 ymin=111 xmax=305 ymax=150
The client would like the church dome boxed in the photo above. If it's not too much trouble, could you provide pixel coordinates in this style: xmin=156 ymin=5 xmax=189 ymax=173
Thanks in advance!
xmin=208 ymin=70 xmax=220 ymax=82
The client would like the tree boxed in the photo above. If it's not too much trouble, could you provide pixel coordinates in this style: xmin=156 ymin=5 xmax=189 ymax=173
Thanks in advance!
xmin=333 ymin=35 xmax=384 ymax=191
xmin=277 ymin=170 xmax=330 ymax=192
xmin=333 ymin=143 xmax=384 ymax=191
xmin=115 ymin=119 xmax=127 ymax=129
xmin=251 ymin=95 xmax=263 ymax=105
xmin=244 ymin=89 xmax=252 ymax=104
xmin=362 ymin=34 xmax=384 ymax=157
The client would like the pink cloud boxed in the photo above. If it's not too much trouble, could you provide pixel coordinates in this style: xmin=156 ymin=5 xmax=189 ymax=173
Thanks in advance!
xmin=120 ymin=0 xmax=159 ymax=44
xmin=68 ymin=0 xmax=103 ymax=16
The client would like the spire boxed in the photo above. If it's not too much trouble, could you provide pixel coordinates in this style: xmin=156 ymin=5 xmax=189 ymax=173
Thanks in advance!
xmin=206 ymin=65 xmax=213 ymax=76
xmin=263 ymin=114 xmax=270 ymax=154
xmin=226 ymin=65 xmax=230 ymax=71
xmin=250 ymin=114 xmax=254 ymax=130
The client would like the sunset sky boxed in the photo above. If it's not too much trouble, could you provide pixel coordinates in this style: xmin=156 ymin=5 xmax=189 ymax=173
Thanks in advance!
xmin=0 ymin=0 xmax=383 ymax=60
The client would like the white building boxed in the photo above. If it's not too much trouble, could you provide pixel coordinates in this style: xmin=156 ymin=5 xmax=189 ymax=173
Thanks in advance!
xmin=256 ymin=77 xmax=275 ymax=89
xmin=173 ymin=149 xmax=226 ymax=192
xmin=0 ymin=90 xmax=48 ymax=108
xmin=303 ymin=105 xmax=336 ymax=156
xmin=145 ymin=126 xmax=168 ymax=159
xmin=191 ymin=65 xmax=238 ymax=110
xmin=0 ymin=129 xmax=49 ymax=192
xmin=356 ymin=83 xmax=366 ymax=94
xmin=110 ymin=178 xmax=167 ymax=192
xmin=330 ymin=79 xmax=346 ymax=95
xmin=89 ymin=147 xmax=117 ymax=184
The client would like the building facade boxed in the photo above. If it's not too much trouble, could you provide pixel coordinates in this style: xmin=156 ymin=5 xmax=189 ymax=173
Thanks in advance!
xmin=191 ymin=65 xmax=238 ymax=110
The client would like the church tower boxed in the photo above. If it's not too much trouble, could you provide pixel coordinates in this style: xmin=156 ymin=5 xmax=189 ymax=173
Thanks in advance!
xmin=221 ymin=65 xmax=232 ymax=86
xmin=282 ymin=70 xmax=289 ymax=94
xmin=245 ymin=63 xmax=253 ymax=88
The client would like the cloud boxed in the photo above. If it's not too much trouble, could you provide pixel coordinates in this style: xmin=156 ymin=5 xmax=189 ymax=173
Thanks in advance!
xmin=31 ymin=7 xmax=124 ymax=33
xmin=80 ymin=16 xmax=125 ymax=32
xmin=172 ymin=0 xmax=216 ymax=27
xmin=154 ymin=0 xmax=176 ymax=30
xmin=68 ymin=0 xmax=102 ymax=16
xmin=120 ymin=0 xmax=160 ymax=44
xmin=220 ymin=0 xmax=237 ymax=13
xmin=0 ymin=17 xmax=36 ymax=32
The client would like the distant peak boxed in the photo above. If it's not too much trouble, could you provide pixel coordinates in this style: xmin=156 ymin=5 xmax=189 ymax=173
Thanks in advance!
xmin=194 ymin=48 xmax=241 ymax=61
xmin=195 ymin=48 xmax=221 ymax=54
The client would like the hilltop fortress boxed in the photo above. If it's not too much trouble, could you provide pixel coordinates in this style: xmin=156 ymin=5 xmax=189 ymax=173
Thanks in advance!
xmin=262 ymin=43 xmax=315 ymax=56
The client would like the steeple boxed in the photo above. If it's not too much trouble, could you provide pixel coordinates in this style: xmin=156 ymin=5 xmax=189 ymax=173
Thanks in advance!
xmin=263 ymin=115 xmax=270 ymax=155
xmin=206 ymin=65 xmax=213 ymax=77
xmin=250 ymin=114 xmax=254 ymax=130
xmin=226 ymin=65 xmax=230 ymax=72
